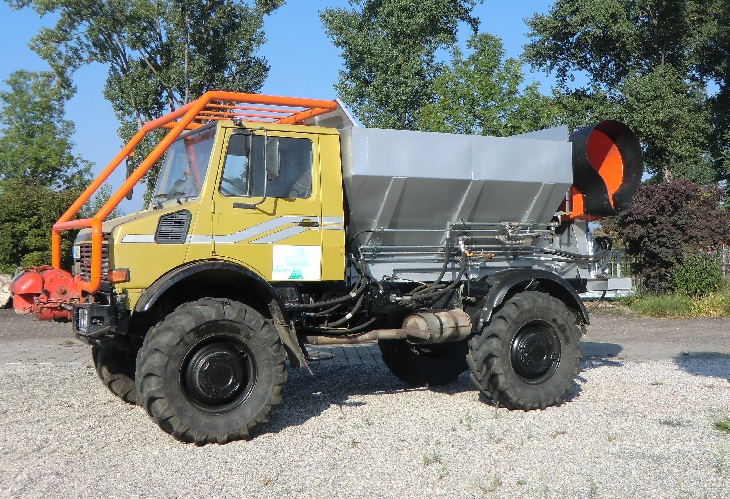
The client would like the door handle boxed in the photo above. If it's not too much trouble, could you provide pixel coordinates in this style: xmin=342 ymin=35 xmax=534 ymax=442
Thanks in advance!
xmin=298 ymin=219 xmax=319 ymax=228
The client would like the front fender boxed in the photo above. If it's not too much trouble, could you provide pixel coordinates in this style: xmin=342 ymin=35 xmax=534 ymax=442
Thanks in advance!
xmin=135 ymin=260 xmax=284 ymax=314
xmin=134 ymin=260 xmax=305 ymax=367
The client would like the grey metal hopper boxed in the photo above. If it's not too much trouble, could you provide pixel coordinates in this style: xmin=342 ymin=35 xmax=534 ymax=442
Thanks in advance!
xmin=340 ymin=126 xmax=573 ymax=248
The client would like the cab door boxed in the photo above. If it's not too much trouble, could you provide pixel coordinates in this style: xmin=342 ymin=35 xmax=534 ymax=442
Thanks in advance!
xmin=210 ymin=127 xmax=325 ymax=282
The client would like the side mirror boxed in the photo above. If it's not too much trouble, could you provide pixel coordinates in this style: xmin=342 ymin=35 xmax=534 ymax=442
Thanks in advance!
xmin=266 ymin=137 xmax=280 ymax=181
xmin=125 ymin=152 xmax=134 ymax=200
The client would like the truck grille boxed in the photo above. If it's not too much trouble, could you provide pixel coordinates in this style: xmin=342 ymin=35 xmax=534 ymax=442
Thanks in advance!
xmin=77 ymin=242 xmax=110 ymax=282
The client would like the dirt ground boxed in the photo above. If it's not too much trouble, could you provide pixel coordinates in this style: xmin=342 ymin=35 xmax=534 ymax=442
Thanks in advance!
xmin=2 ymin=302 xmax=730 ymax=363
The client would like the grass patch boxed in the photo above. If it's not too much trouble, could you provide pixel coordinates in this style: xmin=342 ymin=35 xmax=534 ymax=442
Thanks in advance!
xmin=621 ymin=293 xmax=695 ymax=317
xmin=714 ymin=419 xmax=730 ymax=434
xmin=619 ymin=284 xmax=730 ymax=318
xmin=422 ymin=450 xmax=441 ymax=467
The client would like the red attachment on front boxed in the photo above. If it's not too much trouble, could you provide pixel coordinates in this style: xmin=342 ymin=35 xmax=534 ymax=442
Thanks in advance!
xmin=10 ymin=267 xmax=83 ymax=321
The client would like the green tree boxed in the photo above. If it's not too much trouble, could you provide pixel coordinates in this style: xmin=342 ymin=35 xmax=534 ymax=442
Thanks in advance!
xmin=0 ymin=70 xmax=90 ymax=189
xmin=0 ymin=70 xmax=90 ymax=272
xmin=321 ymin=0 xmax=480 ymax=130
xmin=524 ymin=0 xmax=718 ymax=182
xmin=0 ymin=179 xmax=81 ymax=272
xmin=81 ymin=183 xmax=122 ymax=221
xmin=697 ymin=0 xmax=730 ymax=183
xmin=9 ymin=0 xmax=283 ymax=200
xmin=419 ymin=33 xmax=558 ymax=136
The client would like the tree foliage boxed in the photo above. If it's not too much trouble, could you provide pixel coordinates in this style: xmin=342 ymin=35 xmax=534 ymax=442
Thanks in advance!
xmin=0 ymin=70 xmax=90 ymax=189
xmin=0 ymin=70 xmax=90 ymax=272
xmin=0 ymin=179 xmax=80 ymax=273
xmin=697 ymin=0 xmax=730 ymax=181
xmin=9 ymin=0 xmax=283 ymax=200
xmin=603 ymin=180 xmax=730 ymax=294
xmin=321 ymin=0 xmax=480 ymax=130
xmin=419 ymin=33 xmax=557 ymax=136
xmin=524 ymin=0 xmax=714 ymax=87
xmin=524 ymin=0 xmax=718 ymax=182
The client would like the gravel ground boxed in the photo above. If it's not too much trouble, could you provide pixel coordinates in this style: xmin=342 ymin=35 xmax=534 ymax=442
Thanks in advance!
xmin=1 ymin=354 xmax=729 ymax=497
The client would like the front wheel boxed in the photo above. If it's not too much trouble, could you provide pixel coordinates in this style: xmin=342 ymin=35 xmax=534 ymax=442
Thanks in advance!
xmin=92 ymin=346 xmax=138 ymax=405
xmin=135 ymin=298 xmax=287 ymax=444
xmin=467 ymin=291 xmax=582 ymax=409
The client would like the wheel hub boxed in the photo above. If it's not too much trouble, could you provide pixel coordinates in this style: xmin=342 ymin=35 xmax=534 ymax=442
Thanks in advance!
xmin=184 ymin=342 xmax=248 ymax=406
xmin=510 ymin=324 xmax=559 ymax=380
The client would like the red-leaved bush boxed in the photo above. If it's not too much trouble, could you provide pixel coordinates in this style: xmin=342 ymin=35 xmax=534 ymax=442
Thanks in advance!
xmin=604 ymin=179 xmax=730 ymax=294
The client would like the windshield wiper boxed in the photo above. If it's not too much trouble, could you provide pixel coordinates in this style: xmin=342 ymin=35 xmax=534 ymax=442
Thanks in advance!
xmin=152 ymin=191 xmax=191 ymax=209
xmin=151 ymin=193 xmax=168 ymax=210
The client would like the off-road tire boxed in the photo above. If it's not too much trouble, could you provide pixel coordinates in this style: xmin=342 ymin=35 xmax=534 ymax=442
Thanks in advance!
xmin=91 ymin=346 xmax=138 ymax=405
xmin=467 ymin=291 xmax=581 ymax=409
xmin=135 ymin=298 xmax=287 ymax=445
xmin=378 ymin=339 xmax=469 ymax=387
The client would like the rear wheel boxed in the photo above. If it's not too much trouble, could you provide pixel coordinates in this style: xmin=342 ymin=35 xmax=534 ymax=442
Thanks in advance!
xmin=91 ymin=346 xmax=138 ymax=405
xmin=467 ymin=291 xmax=581 ymax=409
xmin=379 ymin=339 xmax=468 ymax=387
xmin=135 ymin=298 xmax=287 ymax=444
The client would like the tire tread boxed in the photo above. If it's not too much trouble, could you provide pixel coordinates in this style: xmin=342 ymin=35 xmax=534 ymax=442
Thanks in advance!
xmin=135 ymin=298 xmax=287 ymax=445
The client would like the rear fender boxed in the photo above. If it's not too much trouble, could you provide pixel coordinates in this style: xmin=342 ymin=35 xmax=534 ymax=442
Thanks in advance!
xmin=476 ymin=268 xmax=589 ymax=328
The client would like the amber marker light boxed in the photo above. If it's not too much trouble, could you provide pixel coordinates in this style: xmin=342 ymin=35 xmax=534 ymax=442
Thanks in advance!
xmin=107 ymin=268 xmax=130 ymax=283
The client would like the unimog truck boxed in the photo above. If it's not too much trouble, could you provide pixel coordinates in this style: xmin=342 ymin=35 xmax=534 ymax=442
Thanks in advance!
xmin=10 ymin=92 xmax=641 ymax=444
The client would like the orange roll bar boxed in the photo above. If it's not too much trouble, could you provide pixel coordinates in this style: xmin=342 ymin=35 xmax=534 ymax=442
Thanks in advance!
xmin=51 ymin=91 xmax=338 ymax=295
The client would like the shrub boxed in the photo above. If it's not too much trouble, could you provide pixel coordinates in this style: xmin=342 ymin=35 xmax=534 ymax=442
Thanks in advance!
xmin=671 ymin=252 xmax=723 ymax=297
xmin=604 ymin=180 xmax=730 ymax=294
xmin=0 ymin=179 xmax=80 ymax=273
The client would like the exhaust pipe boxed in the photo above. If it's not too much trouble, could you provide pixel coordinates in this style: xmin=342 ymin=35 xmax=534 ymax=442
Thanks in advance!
xmin=305 ymin=309 xmax=472 ymax=346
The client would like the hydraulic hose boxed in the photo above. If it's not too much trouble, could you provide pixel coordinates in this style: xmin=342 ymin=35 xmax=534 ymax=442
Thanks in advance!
xmin=394 ymin=249 xmax=468 ymax=304
xmin=287 ymin=273 xmax=368 ymax=310
xmin=410 ymin=240 xmax=452 ymax=295
xmin=323 ymin=292 xmax=367 ymax=328
xmin=302 ymin=316 xmax=378 ymax=335
xmin=540 ymin=235 xmax=612 ymax=263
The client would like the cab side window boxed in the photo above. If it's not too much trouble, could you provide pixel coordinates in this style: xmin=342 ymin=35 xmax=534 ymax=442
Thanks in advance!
xmin=220 ymin=134 xmax=313 ymax=199
xmin=219 ymin=133 xmax=250 ymax=197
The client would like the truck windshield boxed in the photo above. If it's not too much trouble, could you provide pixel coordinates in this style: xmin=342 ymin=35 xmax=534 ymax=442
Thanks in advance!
xmin=152 ymin=126 xmax=216 ymax=206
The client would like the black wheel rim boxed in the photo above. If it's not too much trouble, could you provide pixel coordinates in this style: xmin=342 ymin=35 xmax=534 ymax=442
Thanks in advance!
xmin=182 ymin=335 xmax=255 ymax=413
xmin=510 ymin=322 xmax=561 ymax=383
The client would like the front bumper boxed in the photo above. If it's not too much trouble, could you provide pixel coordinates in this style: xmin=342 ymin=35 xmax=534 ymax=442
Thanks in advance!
xmin=73 ymin=302 xmax=116 ymax=338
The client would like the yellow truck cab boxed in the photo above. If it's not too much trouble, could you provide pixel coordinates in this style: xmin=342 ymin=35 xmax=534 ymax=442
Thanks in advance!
xmin=110 ymin=121 xmax=347 ymax=312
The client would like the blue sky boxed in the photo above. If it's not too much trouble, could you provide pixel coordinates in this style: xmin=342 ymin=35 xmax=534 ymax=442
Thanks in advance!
xmin=0 ymin=1 xmax=554 ymax=213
